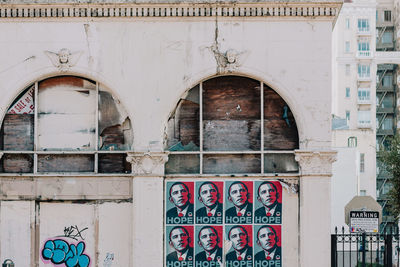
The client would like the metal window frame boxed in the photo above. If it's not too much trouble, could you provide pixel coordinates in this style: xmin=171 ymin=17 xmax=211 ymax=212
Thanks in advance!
xmin=0 ymin=78 xmax=133 ymax=175
xmin=168 ymin=80 xmax=299 ymax=176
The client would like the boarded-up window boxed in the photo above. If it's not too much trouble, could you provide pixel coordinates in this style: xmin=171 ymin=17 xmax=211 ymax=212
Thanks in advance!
xmin=0 ymin=76 xmax=133 ymax=174
xmin=165 ymin=76 xmax=299 ymax=175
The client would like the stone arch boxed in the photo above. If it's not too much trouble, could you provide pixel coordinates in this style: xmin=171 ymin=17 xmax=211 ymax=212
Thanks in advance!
xmin=0 ymin=74 xmax=133 ymax=174
xmin=164 ymin=74 xmax=299 ymax=175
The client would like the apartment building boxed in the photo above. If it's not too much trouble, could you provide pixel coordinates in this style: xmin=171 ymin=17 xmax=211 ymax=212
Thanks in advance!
xmin=332 ymin=0 xmax=377 ymax=230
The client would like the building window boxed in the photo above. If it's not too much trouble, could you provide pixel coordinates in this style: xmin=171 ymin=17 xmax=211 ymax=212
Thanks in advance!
xmin=357 ymin=19 xmax=369 ymax=32
xmin=358 ymin=64 xmax=370 ymax=78
xmin=346 ymin=87 xmax=351 ymax=98
xmin=382 ymin=31 xmax=393 ymax=44
xmin=384 ymin=10 xmax=391 ymax=22
xmin=346 ymin=110 xmax=350 ymax=125
xmin=357 ymin=88 xmax=370 ymax=102
xmin=379 ymin=93 xmax=394 ymax=108
xmin=357 ymin=41 xmax=370 ymax=56
xmin=165 ymin=76 xmax=299 ymax=174
xmin=348 ymin=136 xmax=357 ymax=147
xmin=382 ymin=116 xmax=393 ymax=130
xmin=345 ymin=41 xmax=350 ymax=53
xmin=382 ymin=75 xmax=392 ymax=86
xmin=360 ymin=153 xmax=365 ymax=172
xmin=358 ymin=110 xmax=371 ymax=127
xmin=360 ymin=190 xmax=366 ymax=196
xmin=346 ymin=18 xmax=350 ymax=29
xmin=346 ymin=64 xmax=351 ymax=75
xmin=0 ymin=76 xmax=133 ymax=174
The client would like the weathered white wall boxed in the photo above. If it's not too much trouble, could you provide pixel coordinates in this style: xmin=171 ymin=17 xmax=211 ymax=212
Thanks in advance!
xmin=0 ymin=8 xmax=337 ymax=267
xmin=331 ymin=147 xmax=359 ymax=232
xmin=0 ymin=201 xmax=33 ymax=266
xmin=0 ymin=18 xmax=334 ymax=151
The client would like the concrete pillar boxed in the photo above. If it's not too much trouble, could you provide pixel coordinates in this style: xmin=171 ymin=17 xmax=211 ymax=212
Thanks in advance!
xmin=127 ymin=152 xmax=169 ymax=267
xmin=295 ymin=150 xmax=337 ymax=267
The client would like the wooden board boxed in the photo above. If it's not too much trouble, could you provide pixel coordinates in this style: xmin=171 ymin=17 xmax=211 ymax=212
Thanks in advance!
xmin=2 ymin=154 xmax=33 ymax=173
xmin=165 ymin=154 xmax=200 ymax=174
xmin=1 ymin=114 xmax=34 ymax=151
xmin=264 ymin=87 xmax=298 ymax=150
xmin=203 ymin=119 xmax=260 ymax=151
xmin=99 ymin=153 xmax=131 ymax=173
xmin=38 ymin=154 xmax=94 ymax=172
xmin=203 ymin=154 xmax=261 ymax=174
xmin=203 ymin=76 xmax=260 ymax=120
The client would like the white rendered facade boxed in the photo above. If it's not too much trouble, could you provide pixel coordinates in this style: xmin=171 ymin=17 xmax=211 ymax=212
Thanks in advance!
xmin=332 ymin=0 xmax=377 ymax=203
xmin=0 ymin=1 xmax=340 ymax=266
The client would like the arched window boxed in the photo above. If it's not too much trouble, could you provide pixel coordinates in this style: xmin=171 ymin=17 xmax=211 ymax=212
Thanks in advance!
xmin=0 ymin=76 xmax=133 ymax=174
xmin=165 ymin=76 xmax=299 ymax=175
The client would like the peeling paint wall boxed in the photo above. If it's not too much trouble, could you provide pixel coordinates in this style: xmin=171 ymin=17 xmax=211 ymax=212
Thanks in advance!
xmin=0 ymin=201 xmax=133 ymax=266
xmin=0 ymin=2 xmax=338 ymax=267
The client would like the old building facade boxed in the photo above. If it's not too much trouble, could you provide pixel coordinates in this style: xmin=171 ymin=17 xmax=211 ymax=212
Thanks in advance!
xmin=0 ymin=1 xmax=340 ymax=266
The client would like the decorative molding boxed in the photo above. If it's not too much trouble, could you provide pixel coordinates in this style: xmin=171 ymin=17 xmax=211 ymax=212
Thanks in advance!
xmin=210 ymin=44 xmax=249 ymax=74
xmin=277 ymin=178 xmax=299 ymax=194
xmin=294 ymin=150 xmax=337 ymax=176
xmin=0 ymin=3 xmax=341 ymax=19
xmin=126 ymin=152 xmax=169 ymax=176
xmin=44 ymin=48 xmax=83 ymax=72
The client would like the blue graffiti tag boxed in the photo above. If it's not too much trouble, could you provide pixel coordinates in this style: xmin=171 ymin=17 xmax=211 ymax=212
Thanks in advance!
xmin=42 ymin=239 xmax=90 ymax=267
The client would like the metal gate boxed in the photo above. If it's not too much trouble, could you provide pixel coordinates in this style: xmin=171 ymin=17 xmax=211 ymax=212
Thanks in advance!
xmin=331 ymin=227 xmax=400 ymax=267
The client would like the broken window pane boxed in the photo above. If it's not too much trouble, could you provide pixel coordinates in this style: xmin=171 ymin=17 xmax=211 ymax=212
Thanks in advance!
xmin=1 ymin=114 xmax=34 ymax=151
xmin=203 ymin=76 xmax=261 ymax=151
xmin=38 ymin=154 xmax=94 ymax=172
xmin=99 ymin=87 xmax=133 ymax=151
xmin=166 ymin=85 xmax=200 ymax=151
xmin=1 ymin=154 xmax=33 ymax=173
xmin=165 ymin=154 xmax=200 ymax=174
xmin=203 ymin=154 xmax=261 ymax=174
xmin=264 ymin=85 xmax=299 ymax=150
xmin=38 ymin=77 xmax=96 ymax=151
xmin=1 ymin=86 xmax=35 ymax=151
xmin=264 ymin=153 xmax=299 ymax=173
xmin=98 ymin=153 xmax=131 ymax=173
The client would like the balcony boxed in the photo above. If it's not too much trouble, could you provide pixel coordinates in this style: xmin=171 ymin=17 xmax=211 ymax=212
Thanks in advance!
xmin=375 ymin=51 xmax=400 ymax=64
xmin=357 ymin=75 xmax=371 ymax=82
xmin=357 ymin=121 xmax=372 ymax=128
xmin=377 ymin=64 xmax=395 ymax=71
xmin=376 ymin=85 xmax=394 ymax=92
xmin=357 ymin=28 xmax=371 ymax=36
xmin=376 ymin=41 xmax=395 ymax=50
xmin=356 ymin=50 xmax=372 ymax=58
xmin=376 ymin=107 xmax=395 ymax=113
xmin=377 ymin=129 xmax=395 ymax=135
xmin=357 ymin=98 xmax=371 ymax=104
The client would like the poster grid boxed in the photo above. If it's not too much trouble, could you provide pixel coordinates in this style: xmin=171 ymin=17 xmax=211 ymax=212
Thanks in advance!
xmin=165 ymin=180 xmax=282 ymax=267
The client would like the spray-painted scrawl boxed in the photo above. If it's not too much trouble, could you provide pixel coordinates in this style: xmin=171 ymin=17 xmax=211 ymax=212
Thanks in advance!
xmin=42 ymin=239 xmax=90 ymax=267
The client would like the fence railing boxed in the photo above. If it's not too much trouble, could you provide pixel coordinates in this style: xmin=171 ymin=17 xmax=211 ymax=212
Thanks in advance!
xmin=332 ymin=227 xmax=400 ymax=267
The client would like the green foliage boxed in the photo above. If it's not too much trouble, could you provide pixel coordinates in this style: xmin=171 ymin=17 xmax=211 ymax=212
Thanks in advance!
xmin=378 ymin=134 xmax=400 ymax=220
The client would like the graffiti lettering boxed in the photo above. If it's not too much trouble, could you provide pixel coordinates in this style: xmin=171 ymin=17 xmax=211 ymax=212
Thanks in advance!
xmin=42 ymin=239 xmax=90 ymax=267
xmin=61 ymin=225 xmax=88 ymax=241
xmin=103 ymin=253 xmax=114 ymax=267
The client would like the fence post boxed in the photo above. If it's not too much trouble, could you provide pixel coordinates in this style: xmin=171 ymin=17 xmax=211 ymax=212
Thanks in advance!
xmin=361 ymin=232 xmax=366 ymax=267
xmin=331 ymin=234 xmax=337 ymax=267
xmin=385 ymin=233 xmax=393 ymax=267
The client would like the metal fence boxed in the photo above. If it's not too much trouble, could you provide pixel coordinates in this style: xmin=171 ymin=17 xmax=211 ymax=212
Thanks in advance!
xmin=332 ymin=227 xmax=400 ymax=267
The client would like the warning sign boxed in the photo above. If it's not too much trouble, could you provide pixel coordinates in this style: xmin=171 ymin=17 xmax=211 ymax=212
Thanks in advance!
xmin=350 ymin=211 xmax=379 ymax=233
